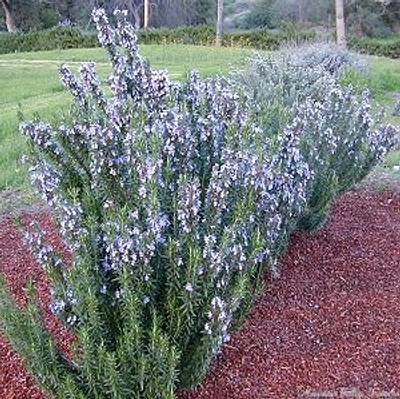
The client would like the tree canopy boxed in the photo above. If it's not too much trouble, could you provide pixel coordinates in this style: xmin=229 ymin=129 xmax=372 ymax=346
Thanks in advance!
xmin=1 ymin=0 xmax=399 ymax=36
xmin=0 ymin=0 xmax=215 ymax=32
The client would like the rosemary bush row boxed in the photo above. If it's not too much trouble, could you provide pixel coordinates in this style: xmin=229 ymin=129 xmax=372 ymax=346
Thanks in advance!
xmin=231 ymin=45 xmax=399 ymax=230
xmin=1 ymin=9 xmax=398 ymax=399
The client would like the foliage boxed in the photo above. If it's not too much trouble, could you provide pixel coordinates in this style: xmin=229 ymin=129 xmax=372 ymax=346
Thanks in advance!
xmin=0 ymin=24 xmax=316 ymax=55
xmin=230 ymin=42 xmax=399 ymax=231
xmin=345 ymin=0 xmax=391 ymax=38
xmin=281 ymin=41 xmax=368 ymax=77
xmin=349 ymin=35 xmax=400 ymax=59
xmin=139 ymin=25 xmax=315 ymax=49
xmin=191 ymin=0 xmax=215 ymax=25
xmin=138 ymin=25 xmax=217 ymax=46
xmin=1 ymin=9 xmax=310 ymax=398
xmin=3 ymin=0 xmax=59 ymax=31
xmin=293 ymin=88 xmax=398 ymax=230
xmin=345 ymin=0 xmax=400 ymax=38
xmin=226 ymin=0 xmax=400 ymax=38
xmin=140 ymin=26 xmax=315 ymax=49
xmin=230 ymin=45 xmax=343 ymax=122
xmin=2 ymin=0 xmax=400 ymax=38
xmin=0 ymin=26 xmax=100 ymax=54
xmin=0 ymin=44 xmax=253 ymax=191
xmin=1 ymin=10 xmax=399 ymax=399
xmin=235 ymin=0 xmax=277 ymax=30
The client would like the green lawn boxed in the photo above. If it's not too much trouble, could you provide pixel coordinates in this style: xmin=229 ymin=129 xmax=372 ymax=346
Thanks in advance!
xmin=0 ymin=45 xmax=399 ymax=195
xmin=367 ymin=55 xmax=400 ymax=102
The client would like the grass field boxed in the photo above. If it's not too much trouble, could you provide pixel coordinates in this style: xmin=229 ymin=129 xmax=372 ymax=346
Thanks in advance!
xmin=367 ymin=56 xmax=400 ymax=102
xmin=0 ymin=44 xmax=399 ymax=206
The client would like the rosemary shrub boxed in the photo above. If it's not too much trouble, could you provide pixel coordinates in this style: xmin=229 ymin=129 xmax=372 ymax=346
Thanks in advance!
xmin=1 ymin=9 xmax=309 ymax=398
xmin=231 ymin=45 xmax=399 ymax=231
xmin=1 ymin=11 xmax=398 ymax=399
xmin=281 ymin=41 xmax=368 ymax=78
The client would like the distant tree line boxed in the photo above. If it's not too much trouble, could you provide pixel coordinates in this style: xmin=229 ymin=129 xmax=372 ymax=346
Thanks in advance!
xmin=233 ymin=0 xmax=400 ymax=38
xmin=0 ymin=0 xmax=215 ymax=32
xmin=1 ymin=0 xmax=400 ymax=38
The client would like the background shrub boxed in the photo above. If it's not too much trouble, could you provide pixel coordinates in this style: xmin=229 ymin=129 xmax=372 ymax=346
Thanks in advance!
xmin=282 ymin=41 xmax=368 ymax=77
xmin=0 ymin=24 xmax=315 ymax=55
xmin=231 ymin=43 xmax=399 ymax=231
xmin=349 ymin=36 xmax=400 ymax=59
xmin=0 ymin=26 xmax=100 ymax=54
xmin=6 ymin=23 xmax=400 ymax=59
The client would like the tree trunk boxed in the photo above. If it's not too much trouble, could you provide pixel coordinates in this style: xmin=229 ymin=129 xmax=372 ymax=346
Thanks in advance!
xmin=216 ymin=0 xmax=223 ymax=46
xmin=298 ymin=0 xmax=304 ymax=25
xmin=335 ymin=0 xmax=346 ymax=50
xmin=126 ymin=1 xmax=141 ymax=29
xmin=1 ymin=0 xmax=17 ymax=32
xmin=143 ymin=0 xmax=151 ymax=28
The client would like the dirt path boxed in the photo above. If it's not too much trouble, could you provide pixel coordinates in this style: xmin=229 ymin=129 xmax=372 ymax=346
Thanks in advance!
xmin=1 ymin=189 xmax=400 ymax=399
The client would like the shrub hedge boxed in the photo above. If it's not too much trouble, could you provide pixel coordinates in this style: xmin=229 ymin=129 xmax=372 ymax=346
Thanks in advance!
xmin=349 ymin=36 xmax=400 ymax=59
xmin=0 ymin=25 xmax=315 ymax=54
xmin=0 ymin=26 xmax=100 ymax=54
xmin=2 ymin=25 xmax=400 ymax=59
xmin=138 ymin=25 xmax=316 ymax=49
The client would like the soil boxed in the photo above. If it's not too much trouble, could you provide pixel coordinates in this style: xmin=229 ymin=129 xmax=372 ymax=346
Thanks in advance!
xmin=1 ymin=189 xmax=400 ymax=399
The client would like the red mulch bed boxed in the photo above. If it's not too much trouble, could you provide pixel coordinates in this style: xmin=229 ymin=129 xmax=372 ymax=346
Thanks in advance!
xmin=1 ymin=190 xmax=400 ymax=399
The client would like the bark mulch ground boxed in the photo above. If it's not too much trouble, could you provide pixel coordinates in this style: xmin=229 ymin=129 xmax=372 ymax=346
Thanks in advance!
xmin=1 ymin=189 xmax=400 ymax=399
